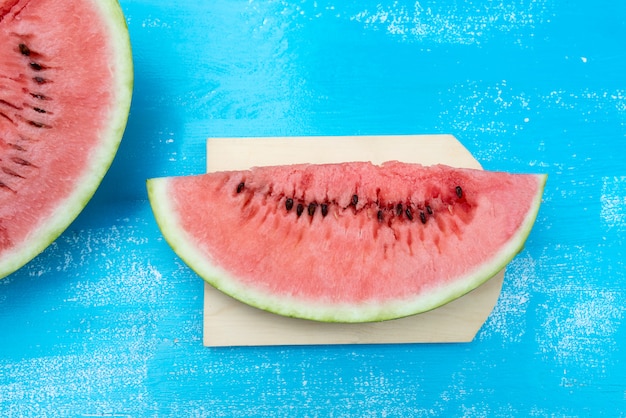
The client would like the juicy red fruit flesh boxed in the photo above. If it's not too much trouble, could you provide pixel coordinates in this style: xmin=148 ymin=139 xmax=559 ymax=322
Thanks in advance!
xmin=165 ymin=162 xmax=541 ymax=304
xmin=148 ymin=160 xmax=546 ymax=321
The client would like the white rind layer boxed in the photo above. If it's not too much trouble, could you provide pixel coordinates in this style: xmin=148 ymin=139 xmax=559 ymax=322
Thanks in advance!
xmin=0 ymin=0 xmax=133 ymax=279
xmin=147 ymin=173 xmax=547 ymax=323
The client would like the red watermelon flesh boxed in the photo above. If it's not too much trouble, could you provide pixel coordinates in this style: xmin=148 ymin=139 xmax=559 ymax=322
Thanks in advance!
xmin=0 ymin=0 xmax=132 ymax=278
xmin=148 ymin=161 xmax=546 ymax=322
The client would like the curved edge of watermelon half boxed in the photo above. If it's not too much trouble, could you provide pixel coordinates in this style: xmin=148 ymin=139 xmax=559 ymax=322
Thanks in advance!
xmin=0 ymin=0 xmax=133 ymax=279
xmin=147 ymin=164 xmax=546 ymax=323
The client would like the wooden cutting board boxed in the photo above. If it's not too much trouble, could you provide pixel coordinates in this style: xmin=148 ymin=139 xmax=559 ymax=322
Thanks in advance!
xmin=203 ymin=134 xmax=504 ymax=346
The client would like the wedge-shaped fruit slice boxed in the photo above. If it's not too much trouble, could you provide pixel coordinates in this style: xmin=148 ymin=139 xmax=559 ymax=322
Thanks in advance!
xmin=0 ymin=0 xmax=133 ymax=278
xmin=148 ymin=161 xmax=546 ymax=323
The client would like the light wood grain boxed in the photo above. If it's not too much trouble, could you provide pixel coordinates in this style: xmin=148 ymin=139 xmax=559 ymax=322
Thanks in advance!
xmin=203 ymin=135 xmax=504 ymax=346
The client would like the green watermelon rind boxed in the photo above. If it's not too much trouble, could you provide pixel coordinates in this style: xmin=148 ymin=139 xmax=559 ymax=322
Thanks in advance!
xmin=147 ymin=173 xmax=547 ymax=323
xmin=0 ymin=0 xmax=133 ymax=280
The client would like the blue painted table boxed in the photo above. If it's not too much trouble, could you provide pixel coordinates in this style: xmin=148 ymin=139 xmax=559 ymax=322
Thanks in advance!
xmin=1 ymin=0 xmax=625 ymax=416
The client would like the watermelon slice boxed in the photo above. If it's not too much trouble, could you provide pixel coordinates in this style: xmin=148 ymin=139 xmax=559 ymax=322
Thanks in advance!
xmin=0 ymin=0 xmax=133 ymax=279
xmin=147 ymin=161 xmax=546 ymax=323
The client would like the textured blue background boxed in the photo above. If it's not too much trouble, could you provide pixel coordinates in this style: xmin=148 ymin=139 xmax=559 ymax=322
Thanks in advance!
xmin=1 ymin=0 xmax=626 ymax=416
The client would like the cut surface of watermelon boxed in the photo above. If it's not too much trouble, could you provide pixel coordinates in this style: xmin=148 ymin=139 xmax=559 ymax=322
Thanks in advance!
xmin=148 ymin=161 xmax=546 ymax=323
xmin=0 ymin=0 xmax=133 ymax=279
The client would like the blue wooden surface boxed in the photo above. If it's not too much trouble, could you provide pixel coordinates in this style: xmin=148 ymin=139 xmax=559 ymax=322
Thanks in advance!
xmin=1 ymin=0 xmax=625 ymax=416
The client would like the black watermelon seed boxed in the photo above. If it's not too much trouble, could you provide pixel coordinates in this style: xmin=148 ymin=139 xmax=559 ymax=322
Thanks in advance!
xmin=351 ymin=194 xmax=358 ymax=206
xmin=33 ymin=107 xmax=46 ymax=113
xmin=236 ymin=182 xmax=245 ymax=193
xmin=11 ymin=156 xmax=32 ymax=166
xmin=33 ymin=76 xmax=47 ymax=84
xmin=420 ymin=211 xmax=426 ymax=224
xmin=321 ymin=203 xmax=328 ymax=217
xmin=29 ymin=62 xmax=43 ymax=71
xmin=0 ymin=111 xmax=12 ymax=123
xmin=2 ymin=167 xmax=25 ymax=178
xmin=28 ymin=120 xmax=46 ymax=128
xmin=19 ymin=43 xmax=31 ymax=56
xmin=296 ymin=203 xmax=304 ymax=217
xmin=377 ymin=210 xmax=384 ymax=222
xmin=30 ymin=93 xmax=49 ymax=100
xmin=426 ymin=205 xmax=433 ymax=215
xmin=405 ymin=207 xmax=413 ymax=221
xmin=0 ymin=181 xmax=15 ymax=192
xmin=285 ymin=198 xmax=294 ymax=211
xmin=307 ymin=202 xmax=317 ymax=216
xmin=455 ymin=185 xmax=463 ymax=198
xmin=396 ymin=203 xmax=403 ymax=216
xmin=0 ymin=99 xmax=19 ymax=110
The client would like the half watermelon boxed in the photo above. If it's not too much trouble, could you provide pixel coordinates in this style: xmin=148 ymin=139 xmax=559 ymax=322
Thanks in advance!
xmin=147 ymin=161 xmax=546 ymax=323
xmin=0 ymin=0 xmax=133 ymax=279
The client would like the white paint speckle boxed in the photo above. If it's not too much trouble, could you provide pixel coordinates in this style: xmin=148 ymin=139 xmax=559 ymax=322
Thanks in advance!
xmin=436 ymin=81 xmax=626 ymax=162
xmin=538 ymin=288 xmax=624 ymax=367
xmin=478 ymin=253 xmax=535 ymax=343
xmin=350 ymin=1 xmax=552 ymax=44
xmin=141 ymin=17 xmax=171 ymax=29
xmin=601 ymin=176 xmax=626 ymax=232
